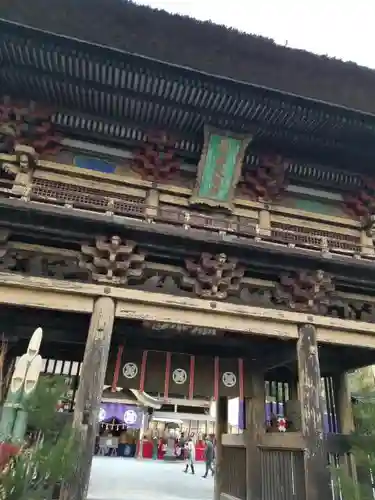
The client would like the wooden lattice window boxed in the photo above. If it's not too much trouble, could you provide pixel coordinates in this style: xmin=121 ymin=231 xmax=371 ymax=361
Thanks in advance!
xmin=271 ymin=221 xmax=360 ymax=252
xmin=31 ymin=179 xmax=145 ymax=216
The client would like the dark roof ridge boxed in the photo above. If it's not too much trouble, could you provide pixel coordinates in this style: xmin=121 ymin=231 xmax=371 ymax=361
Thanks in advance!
xmin=1 ymin=0 xmax=375 ymax=114
xmin=0 ymin=0 xmax=372 ymax=71
xmin=134 ymin=2 xmax=374 ymax=73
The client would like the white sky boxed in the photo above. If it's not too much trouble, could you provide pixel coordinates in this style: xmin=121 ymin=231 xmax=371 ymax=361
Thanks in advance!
xmin=134 ymin=0 xmax=375 ymax=69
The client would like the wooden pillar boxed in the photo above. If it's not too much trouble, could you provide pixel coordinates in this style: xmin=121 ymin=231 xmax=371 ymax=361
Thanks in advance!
xmin=258 ymin=208 xmax=271 ymax=236
xmin=360 ymin=229 xmax=374 ymax=257
xmin=214 ymin=396 xmax=228 ymax=500
xmin=63 ymin=296 xmax=115 ymax=500
xmin=334 ymin=372 xmax=354 ymax=434
xmin=137 ymin=410 xmax=148 ymax=459
xmin=297 ymin=324 xmax=331 ymax=500
xmin=0 ymin=341 xmax=15 ymax=404
xmin=245 ymin=372 xmax=265 ymax=500
xmin=333 ymin=373 xmax=357 ymax=480
xmin=145 ymin=188 xmax=159 ymax=221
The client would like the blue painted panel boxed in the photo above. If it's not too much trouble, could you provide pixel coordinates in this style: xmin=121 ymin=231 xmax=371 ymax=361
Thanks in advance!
xmin=73 ymin=155 xmax=116 ymax=174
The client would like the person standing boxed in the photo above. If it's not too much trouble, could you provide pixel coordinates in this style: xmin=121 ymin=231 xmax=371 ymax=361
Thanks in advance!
xmin=179 ymin=432 xmax=186 ymax=461
xmin=152 ymin=434 xmax=158 ymax=460
xmin=183 ymin=437 xmax=195 ymax=474
xmin=202 ymin=435 xmax=215 ymax=478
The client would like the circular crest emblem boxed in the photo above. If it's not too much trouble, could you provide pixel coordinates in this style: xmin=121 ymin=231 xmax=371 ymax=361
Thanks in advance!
xmin=99 ymin=408 xmax=106 ymax=422
xmin=172 ymin=368 xmax=188 ymax=385
xmin=122 ymin=362 xmax=138 ymax=379
xmin=222 ymin=371 xmax=237 ymax=388
xmin=123 ymin=409 xmax=138 ymax=425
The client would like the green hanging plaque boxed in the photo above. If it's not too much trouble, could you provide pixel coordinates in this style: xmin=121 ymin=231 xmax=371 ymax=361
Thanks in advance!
xmin=190 ymin=126 xmax=252 ymax=210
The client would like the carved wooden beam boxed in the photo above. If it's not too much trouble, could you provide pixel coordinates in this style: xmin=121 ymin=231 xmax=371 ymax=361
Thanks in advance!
xmin=131 ymin=130 xmax=180 ymax=182
xmin=0 ymin=97 xmax=61 ymax=156
xmin=240 ymin=154 xmax=288 ymax=202
xmin=80 ymin=236 xmax=145 ymax=285
xmin=182 ymin=252 xmax=244 ymax=300
xmin=274 ymin=269 xmax=334 ymax=313
xmin=2 ymin=240 xmax=375 ymax=324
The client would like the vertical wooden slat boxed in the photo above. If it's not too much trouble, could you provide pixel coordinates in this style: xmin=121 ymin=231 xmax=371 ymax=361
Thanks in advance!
xmin=214 ymin=356 xmax=220 ymax=400
xmin=214 ymin=396 xmax=228 ymax=500
xmin=139 ymin=350 xmax=148 ymax=392
xmin=55 ymin=360 xmax=63 ymax=375
xmin=62 ymin=361 xmax=71 ymax=375
xmin=189 ymin=355 xmax=195 ymax=400
xmin=238 ymin=358 xmax=244 ymax=401
xmin=164 ymin=351 xmax=171 ymax=399
xmin=281 ymin=382 xmax=286 ymax=413
xmin=46 ymin=358 xmax=55 ymax=373
xmin=111 ymin=345 xmax=124 ymax=392
xmin=324 ymin=376 xmax=338 ymax=433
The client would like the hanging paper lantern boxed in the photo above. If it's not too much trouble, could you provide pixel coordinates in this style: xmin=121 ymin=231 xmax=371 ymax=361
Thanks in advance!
xmin=277 ymin=417 xmax=287 ymax=432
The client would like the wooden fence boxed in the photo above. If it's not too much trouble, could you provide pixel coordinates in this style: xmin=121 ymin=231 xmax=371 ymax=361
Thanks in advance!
xmin=220 ymin=433 xmax=373 ymax=500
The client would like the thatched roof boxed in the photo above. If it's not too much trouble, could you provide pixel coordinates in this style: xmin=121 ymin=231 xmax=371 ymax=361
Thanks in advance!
xmin=0 ymin=0 xmax=375 ymax=115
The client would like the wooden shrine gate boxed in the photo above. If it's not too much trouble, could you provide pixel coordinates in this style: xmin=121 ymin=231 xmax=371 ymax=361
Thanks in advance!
xmin=2 ymin=274 xmax=375 ymax=500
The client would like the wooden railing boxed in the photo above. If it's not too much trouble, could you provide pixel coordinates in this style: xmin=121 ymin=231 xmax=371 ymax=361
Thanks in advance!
xmin=30 ymin=178 xmax=146 ymax=218
xmin=270 ymin=221 xmax=362 ymax=255
xmin=1 ymin=165 xmax=373 ymax=262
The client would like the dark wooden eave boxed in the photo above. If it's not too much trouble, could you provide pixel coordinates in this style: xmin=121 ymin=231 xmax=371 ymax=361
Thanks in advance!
xmin=1 ymin=0 xmax=375 ymax=117
xmin=1 ymin=16 xmax=375 ymax=169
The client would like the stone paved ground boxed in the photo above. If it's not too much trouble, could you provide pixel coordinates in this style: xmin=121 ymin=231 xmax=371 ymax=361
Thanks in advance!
xmin=87 ymin=457 xmax=214 ymax=500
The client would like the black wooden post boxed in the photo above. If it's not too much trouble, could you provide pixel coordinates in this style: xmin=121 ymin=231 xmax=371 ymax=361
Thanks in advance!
xmin=245 ymin=371 xmax=265 ymax=500
xmin=62 ymin=296 xmax=115 ymax=500
xmin=297 ymin=323 xmax=331 ymax=500
xmin=214 ymin=396 xmax=228 ymax=500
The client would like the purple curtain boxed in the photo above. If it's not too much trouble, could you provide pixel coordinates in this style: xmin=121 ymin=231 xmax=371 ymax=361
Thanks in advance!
xmin=99 ymin=403 xmax=143 ymax=429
